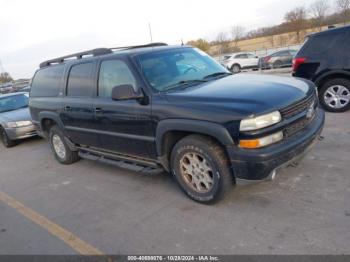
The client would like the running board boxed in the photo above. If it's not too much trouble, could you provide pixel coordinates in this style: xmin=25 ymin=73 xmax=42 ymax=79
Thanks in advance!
xmin=77 ymin=148 xmax=164 ymax=175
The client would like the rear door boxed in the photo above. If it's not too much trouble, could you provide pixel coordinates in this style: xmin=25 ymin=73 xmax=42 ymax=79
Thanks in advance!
xmin=60 ymin=61 xmax=99 ymax=147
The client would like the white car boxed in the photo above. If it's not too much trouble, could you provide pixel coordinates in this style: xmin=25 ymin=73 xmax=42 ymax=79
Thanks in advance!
xmin=221 ymin=52 xmax=259 ymax=73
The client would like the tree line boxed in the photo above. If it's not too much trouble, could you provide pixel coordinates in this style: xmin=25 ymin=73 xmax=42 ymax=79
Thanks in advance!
xmin=188 ymin=0 xmax=350 ymax=54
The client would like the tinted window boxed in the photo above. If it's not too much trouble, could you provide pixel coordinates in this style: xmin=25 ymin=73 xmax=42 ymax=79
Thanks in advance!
xmin=67 ymin=63 xmax=95 ymax=97
xmin=301 ymin=32 xmax=344 ymax=56
xmin=0 ymin=94 xmax=29 ymax=113
xmin=247 ymin=53 xmax=256 ymax=58
xmin=31 ymin=66 xmax=64 ymax=97
xmin=235 ymin=54 xmax=247 ymax=58
xmin=98 ymin=60 xmax=136 ymax=98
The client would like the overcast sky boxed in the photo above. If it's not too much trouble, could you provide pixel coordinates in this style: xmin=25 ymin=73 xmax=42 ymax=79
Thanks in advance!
xmin=1 ymin=0 xmax=312 ymax=79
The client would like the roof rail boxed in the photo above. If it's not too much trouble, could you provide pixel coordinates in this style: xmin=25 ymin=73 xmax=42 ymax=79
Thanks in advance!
xmin=39 ymin=48 xmax=112 ymax=68
xmin=39 ymin=43 xmax=168 ymax=68
xmin=110 ymin=42 xmax=168 ymax=51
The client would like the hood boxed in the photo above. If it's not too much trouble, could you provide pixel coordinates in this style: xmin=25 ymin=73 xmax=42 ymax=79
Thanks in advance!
xmin=0 ymin=107 xmax=31 ymax=123
xmin=165 ymin=74 xmax=314 ymax=117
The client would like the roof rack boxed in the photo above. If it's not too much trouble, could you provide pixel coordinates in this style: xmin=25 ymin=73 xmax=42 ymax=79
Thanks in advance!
xmin=39 ymin=43 xmax=168 ymax=68
xmin=110 ymin=42 xmax=168 ymax=51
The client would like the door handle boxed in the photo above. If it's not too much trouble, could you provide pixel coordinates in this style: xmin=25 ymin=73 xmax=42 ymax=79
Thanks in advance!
xmin=64 ymin=106 xmax=71 ymax=111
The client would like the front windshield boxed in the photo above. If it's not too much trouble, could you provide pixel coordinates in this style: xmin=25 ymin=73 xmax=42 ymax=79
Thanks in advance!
xmin=0 ymin=94 xmax=29 ymax=113
xmin=136 ymin=48 xmax=230 ymax=92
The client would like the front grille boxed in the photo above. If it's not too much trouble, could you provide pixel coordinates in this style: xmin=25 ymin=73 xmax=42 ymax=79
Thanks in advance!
xmin=280 ymin=92 xmax=316 ymax=119
xmin=284 ymin=117 xmax=313 ymax=138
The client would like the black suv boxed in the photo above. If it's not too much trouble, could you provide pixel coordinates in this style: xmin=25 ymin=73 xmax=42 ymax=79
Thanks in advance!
xmin=29 ymin=43 xmax=325 ymax=203
xmin=293 ymin=25 xmax=350 ymax=112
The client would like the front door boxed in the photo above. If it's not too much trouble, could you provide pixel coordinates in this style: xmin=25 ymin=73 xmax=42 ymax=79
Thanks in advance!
xmin=92 ymin=58 xmax=156 ymax=159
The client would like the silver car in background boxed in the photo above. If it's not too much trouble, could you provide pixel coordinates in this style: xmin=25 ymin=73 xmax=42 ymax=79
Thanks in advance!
xmin=0 ymin=92 xmax=37 ymax=147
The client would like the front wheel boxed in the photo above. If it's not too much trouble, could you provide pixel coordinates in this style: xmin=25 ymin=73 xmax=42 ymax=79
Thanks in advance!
xmin=319 ymin=78 xmax=350 ymax=112
xmin=0 ymin=128 xmax=16 ymax=148
xmin=231 ymin=64 xmax=241 ymax=74
xmin=170 ymin=135 xmax=234 ymax=204
xmin=49 ymin=126 xmax=80 ymax=164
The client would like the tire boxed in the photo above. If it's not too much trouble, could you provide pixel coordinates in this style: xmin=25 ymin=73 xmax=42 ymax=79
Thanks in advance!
xmin=319 ymin=78 xmax=350 ymax=112
xmin=0 ymin=127 xmax=16 ymax=148
xmin=231 ymin=64 xmax=241 ymax=74
xmin=49 ymin=125 xmax=80 ymax=164
xmin=170 ymin=135 xmax=234 ymax=204
xmin=272 ymin=60 xmax=283 ymax=69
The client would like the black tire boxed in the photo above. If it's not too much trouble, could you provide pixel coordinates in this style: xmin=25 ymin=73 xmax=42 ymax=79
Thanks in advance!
xmin=231 ymin=64 xmax=241 ymax=74
xmin=49 ymin=125 xmax=80 ymax=164
xmin=272 ymin=60 xmax=283 ymax=69
xmin=0 ymin=127 xmax=16 ymax=148
xmin=319 ymin=78 xmax=350 ymax=112
xmin=170 ymin=135 xmax=234 ymax=204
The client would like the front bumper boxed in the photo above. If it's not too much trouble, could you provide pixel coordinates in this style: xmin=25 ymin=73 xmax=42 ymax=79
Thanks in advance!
xmin=227 ymin=108 xmax=325 ymax=182
xmin=5 ymin=124 xmax=37 ymax=140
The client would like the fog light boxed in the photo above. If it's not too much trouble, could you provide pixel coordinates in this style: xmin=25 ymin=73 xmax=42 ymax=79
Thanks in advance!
xmin=239 ymin=131 xmax=283 ymax=149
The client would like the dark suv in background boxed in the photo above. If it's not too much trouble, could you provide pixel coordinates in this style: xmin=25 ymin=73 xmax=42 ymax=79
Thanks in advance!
xmin=29 ymin=43 xmax=324 ymax=203
xmin=293 ymin=25 xmax=350 ymax=112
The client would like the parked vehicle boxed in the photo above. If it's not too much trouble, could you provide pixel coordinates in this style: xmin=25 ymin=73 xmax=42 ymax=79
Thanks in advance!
xmin=221 ymin=52 xmax=259 ymax=73
xmin=259 ymin=49 xmax=297 ymax=69
xmin=0 ymin=92 xmax=37 ymax=147
xmin=0 ymin=83 xmax=14 ymax=94
xmin=29 ymin=43 xmax=325 ymax=203
xmin=293 ymin=25 xmax=350 ymax=112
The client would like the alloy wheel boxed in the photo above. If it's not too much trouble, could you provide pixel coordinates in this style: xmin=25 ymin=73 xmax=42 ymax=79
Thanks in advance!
xmin=179 ymin=152 xmax=214 ymax=193
xmin=324 ymin=85 xmax=350 ymax=109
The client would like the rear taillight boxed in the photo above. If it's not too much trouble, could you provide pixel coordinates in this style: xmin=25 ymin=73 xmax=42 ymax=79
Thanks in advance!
xmin=292 ymin=57 xmax=306 ymax=72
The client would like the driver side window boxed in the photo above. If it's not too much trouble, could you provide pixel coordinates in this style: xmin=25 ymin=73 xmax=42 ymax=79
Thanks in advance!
xmin=98 ymin=60 xmax=137 ymax=98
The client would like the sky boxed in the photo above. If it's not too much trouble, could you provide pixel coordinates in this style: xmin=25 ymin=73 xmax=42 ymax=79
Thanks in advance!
xmin=0 ymin=0 xmax=312 ymax=79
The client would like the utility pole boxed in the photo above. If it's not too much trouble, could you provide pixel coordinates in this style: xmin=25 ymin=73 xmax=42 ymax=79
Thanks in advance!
xmin=148 ymin=22 xmax=153 ymax=43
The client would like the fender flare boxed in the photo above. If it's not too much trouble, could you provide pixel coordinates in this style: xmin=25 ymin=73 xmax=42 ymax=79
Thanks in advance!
xmin=38 ymin=111 xmax=65 ymax=133
xmin=155 ymin=119 xmax=234 ymax=156
xmin=314 ymin=70 xmax=350 ymax=86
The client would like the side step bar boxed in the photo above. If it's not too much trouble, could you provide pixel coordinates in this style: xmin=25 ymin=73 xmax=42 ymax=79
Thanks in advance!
xmin=77 ymin=147 xmax=164 ymax=175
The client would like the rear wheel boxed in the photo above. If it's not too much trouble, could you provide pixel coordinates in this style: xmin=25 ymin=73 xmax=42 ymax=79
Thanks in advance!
xmin=49 ymin=125 xmax=80 ymax=164
xmin=170 ymin=135 xmax=233 ymax=204
xmin=319 ymin=78 xmax=350 ymax=112
xmin=272 ymin=60 xmax=283 ymax=69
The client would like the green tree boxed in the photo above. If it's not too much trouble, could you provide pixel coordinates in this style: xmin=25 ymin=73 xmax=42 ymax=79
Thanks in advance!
xmin=187 ymin=39 xmax=211 ymax=52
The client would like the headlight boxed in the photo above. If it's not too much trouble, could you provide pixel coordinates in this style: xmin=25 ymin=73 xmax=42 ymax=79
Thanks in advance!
xmin=239 ymin=131 xmax=283 ymax=149
xmin=6 ymin=121 xmax=32 ymax=128
xmin=240 ymin=111 xmax=281 ymax=131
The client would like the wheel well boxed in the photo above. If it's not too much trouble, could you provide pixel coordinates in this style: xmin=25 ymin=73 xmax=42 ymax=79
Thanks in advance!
xmin=316 ymin=73 xmax=350 ymax=89
xmin=160 ymin=131 xmax=232 ymax=175
xmin=41 ymin=118 xmax=57 ymax=136
xmin=231 ymin=63 xmax=241 ymax=69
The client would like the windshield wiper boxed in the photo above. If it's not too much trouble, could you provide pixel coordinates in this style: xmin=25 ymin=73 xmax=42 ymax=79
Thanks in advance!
xmin=203 ymin=72 xmax=232 ymax=80
xmin=163 ymin=79 xmax=208 ymax=92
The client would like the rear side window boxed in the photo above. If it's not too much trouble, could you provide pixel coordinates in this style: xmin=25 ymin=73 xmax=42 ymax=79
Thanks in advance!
xmin=67 ymin=62 xmax=95 ymax=97
xmin=98 ymin=60 xmax=136 ymax=98
xmin=31 ymin=66 xmax=64 ymax=97
xmin=301 ymin=32 xmax=344 ymax=56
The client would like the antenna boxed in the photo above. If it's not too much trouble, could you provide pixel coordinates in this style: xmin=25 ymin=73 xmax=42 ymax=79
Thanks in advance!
xmin=148 ymin=22 xmax=153 ymax=43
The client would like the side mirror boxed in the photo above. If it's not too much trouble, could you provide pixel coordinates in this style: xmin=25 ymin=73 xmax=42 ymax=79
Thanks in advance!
xmin=111 ymin=84 xmax=143 ymax=101
xmin=255 ymin=56 xmax=259 ymax=58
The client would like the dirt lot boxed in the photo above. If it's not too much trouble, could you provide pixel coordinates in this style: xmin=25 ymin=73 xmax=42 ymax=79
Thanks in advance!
xmin=0 ymin=109 xmax=349 ymax=255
